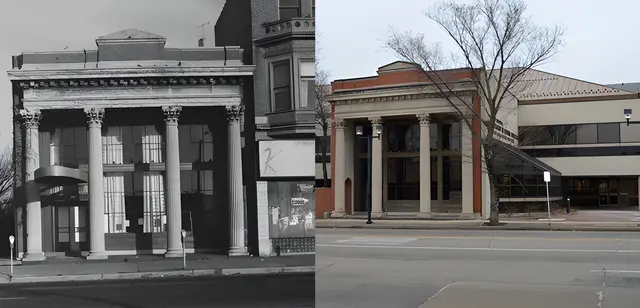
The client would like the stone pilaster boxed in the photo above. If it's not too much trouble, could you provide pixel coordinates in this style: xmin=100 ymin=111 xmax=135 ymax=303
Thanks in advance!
xmin=461 ymin=117 xmax=474 ymax=214
xmin=226 ymin=105 xmax=248 ymax=256
xmin=331 ymin=120 xmax=347 ymax=218
xmin=162 ymin=105 xmax=183 ymax=258
xmin=20 ymin=109 xmax=45 ymax=262
xmin=417 ymin=113 xmax=432 ymax=217
xmin=370 ymin=117 xmax=384 ymax=217
xmin=85 ymin=107 xmax=108 ymax=260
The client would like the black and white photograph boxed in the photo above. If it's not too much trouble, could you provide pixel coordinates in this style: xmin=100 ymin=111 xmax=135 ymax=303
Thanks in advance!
xmin=0 ymin=1 xmax=315 ymax=307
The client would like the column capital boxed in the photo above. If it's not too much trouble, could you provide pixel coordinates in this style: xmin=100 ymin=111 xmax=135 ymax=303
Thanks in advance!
xmin=19 ymin=109 xmax=42 ymax=128
xmin=162 ymin=105 xmax=182 ymax=124
xmin=334 ymin=120 xmax=345 ymax=131
xmin=369 ymin=117 xmax=383 ymax=126
xmin=417 ymin=113 xmax=430 ymax=126
xmin=225 ymin=105 xmax=244 ymax=122
xmin=84 ymin=107 xmax=105 ymax=125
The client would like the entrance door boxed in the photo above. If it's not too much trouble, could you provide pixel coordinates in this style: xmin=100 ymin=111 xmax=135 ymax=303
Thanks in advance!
xmin=598 ymin=179 xmax=620 ymax=206
xmin=598 ymin=179 xmax=609 ymax=206
xmin=55 ymin=205 xmax=88 ymax=256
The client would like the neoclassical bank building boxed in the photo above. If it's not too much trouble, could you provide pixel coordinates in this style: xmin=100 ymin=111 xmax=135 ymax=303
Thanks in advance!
xmin=9 ymin=30 xmax=253 ymax=261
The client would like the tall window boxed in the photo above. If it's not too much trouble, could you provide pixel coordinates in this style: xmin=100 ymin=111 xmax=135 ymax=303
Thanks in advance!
xmin=387 ymin=158 xmax=420 ymax=200
xmin=143 ymin=172 xmax=166 ymax=233
xmin=387 ymin=123 xmax=420 ymax=152
xmin=104 ymin=173 xmax=126 ymax=233
xmin=299 ymin=61 xmax=315 ymax=110
xmin=103 ymin=126 xmax=123 ymax=164
xmin=272 ymin=60 xmax=292 ymax=112
xmin=279 ymin=0 xmax=301 ymax=20
xmin=54 ymin=127 xmax=88 ymax=168
xmin=179 ymin=124 xmax=214 ymax=163
xmin=133 ymin=125 xmax=163 ymax=163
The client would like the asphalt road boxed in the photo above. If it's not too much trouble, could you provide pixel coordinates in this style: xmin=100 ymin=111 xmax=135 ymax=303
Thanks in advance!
xmin=0 ymin=273 xmax=315 ymax=308
xmin=316 ymin=228 xmax=640 ymax=308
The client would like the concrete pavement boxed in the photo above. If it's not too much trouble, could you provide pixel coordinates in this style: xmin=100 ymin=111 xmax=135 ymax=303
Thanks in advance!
xmin=316 ymin=218 xmax=640 ymax=231
xmin=0 ymin=254 xmax=315 ymax=284
xmin=316 ymin=228 xmax=640 ymax=307
xmin=0 ymin=273 xmax=314 ymax=307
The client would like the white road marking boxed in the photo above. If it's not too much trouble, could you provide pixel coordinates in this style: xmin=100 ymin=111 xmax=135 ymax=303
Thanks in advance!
xmin=589 ymin=270 xmax=640 ymax=274
xmin=0 ymin=297 xmax=26 ymax=301
xmin=317 ymin=244 xmax=640 ymax=253
xmin=335 ymin=237 xmax=417 ymax=245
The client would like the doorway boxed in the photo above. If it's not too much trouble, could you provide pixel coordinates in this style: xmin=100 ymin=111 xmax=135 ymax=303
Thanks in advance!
xmin=55 ymin=205 xmax=89 ymax=256
xmin=598 ymin=179 xmax=620 ymax=206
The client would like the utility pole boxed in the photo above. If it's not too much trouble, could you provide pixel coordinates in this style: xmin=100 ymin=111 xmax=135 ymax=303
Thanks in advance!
xmin=197 ymin=22 xmax=210 ymax=47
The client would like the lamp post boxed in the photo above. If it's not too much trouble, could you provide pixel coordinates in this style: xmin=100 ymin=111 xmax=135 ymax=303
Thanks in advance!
xmin=356 ymin=124 xmax=383 ymax=225
xmin=8 ymin=235 xmax=15 ymax=276
xmin=180 ymin=229 xmax=187 ymax=269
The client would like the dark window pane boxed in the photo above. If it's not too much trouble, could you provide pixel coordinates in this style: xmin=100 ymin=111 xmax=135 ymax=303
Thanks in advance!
xmin=430 ymin=123 xmax=438 ymax=150
xmin=431 ymin=156 xmax=437 ymax=200
xmin=576 ymin=124 xmax=598 ymax=144
xmin=597 ymin=123 xmax=620 ymax=143
xmin=445 ymin=122 xmax=462 ymax=150
xmin=279 ymin=8 xmax=300 ymax=20
xmin=62 ymin=128 xmax=75 ymax=145
xmin=387 ymin=157 xmax=420 ymax=200
xmin=620 ymin=123 xmax=640 ymax=142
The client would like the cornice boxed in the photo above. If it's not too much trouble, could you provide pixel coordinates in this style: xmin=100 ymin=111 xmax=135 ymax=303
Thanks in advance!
xmin=332 ymin=90 xmax=477 ymax=106
xmin=7 ymin=65 xmax=255 ymax=81
xmin=13 ymin=76 xmax=249 ymax=90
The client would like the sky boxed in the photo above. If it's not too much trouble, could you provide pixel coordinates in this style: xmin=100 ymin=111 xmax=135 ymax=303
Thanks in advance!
xmin=0 ymin=0 xmax=225 ymax=148
xmin=316 ymin=0 xmax=640 ymax=85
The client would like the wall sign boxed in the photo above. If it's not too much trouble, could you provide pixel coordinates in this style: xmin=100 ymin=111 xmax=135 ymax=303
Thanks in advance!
xmin=258 ymin=140 xmax=315 ymax=178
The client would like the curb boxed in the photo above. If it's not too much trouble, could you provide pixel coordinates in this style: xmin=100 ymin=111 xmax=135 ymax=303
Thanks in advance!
xmin=0 ymin=266 xmax=315 ymax=285
xmin=316 ymin=224 xmax=640 ymax=232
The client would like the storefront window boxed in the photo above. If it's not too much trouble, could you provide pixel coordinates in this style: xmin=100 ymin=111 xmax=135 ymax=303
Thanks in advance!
xmin=267 ymin=181 xmax=315 ymax=239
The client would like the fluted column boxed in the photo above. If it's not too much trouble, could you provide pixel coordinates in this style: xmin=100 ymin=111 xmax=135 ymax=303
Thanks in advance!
xmin=331 ymin=120 xmax=347 ymax=218
xmin=85 ymin=107 xmax=107 ymax=260
xmin=418 ymin=113 xmax=432 ymax=216
xmin=227 ymin=105 xmax=248 ymax=256
xmin=20 ymin=109 xmax=45 ymax=262
xmin=370 ymin=117 xmax=384 ymax=217
xmin=162 ymin=106 xmax=183 ymax=258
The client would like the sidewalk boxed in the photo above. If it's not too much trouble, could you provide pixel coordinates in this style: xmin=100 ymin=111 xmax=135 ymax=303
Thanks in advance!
xmin=317 ymin=218 xmax=640 ymax=232
xmin=0 ymin=254 xmax=314 ymax=284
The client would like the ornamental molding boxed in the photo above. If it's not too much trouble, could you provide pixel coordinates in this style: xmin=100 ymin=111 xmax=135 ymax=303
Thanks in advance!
xmin=225 ymin=105 xmax=244 ymax=122
xmin=162 ymin=105 xmax=182 ymax=124
xmin=19 ymin=109 xmax=42 ymax=128
xmin=16 ymin=76 xmax=246 ymax=90
xmin=333 ymin=120 xmax=345 ymax=131
xmin=417 ymin=113 xmax=430 ymax=126
xmin=331 ymin=90 xmax=478 ymax=106
xmin=84 ymin=107 xmax=105 ymax=125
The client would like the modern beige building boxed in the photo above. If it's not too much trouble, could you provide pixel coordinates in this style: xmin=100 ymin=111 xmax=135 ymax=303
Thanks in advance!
xmin=325 ymin=62 xmax=640 ymax=220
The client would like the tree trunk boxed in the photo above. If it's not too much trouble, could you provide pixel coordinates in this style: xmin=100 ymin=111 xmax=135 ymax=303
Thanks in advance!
xmin=488 ymin=177 xmax=500 ymax=225
xmin=321 ymin=126 xmax=329 ymax=187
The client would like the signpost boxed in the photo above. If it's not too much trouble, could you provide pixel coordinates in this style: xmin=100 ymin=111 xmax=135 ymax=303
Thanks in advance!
xmin=8 ymin=235 xmax=15 ymax=275
xmin=181 ymin=229 xmax=187 ymax=269
xmin=543 ymin=171 xmax=552 ymax=227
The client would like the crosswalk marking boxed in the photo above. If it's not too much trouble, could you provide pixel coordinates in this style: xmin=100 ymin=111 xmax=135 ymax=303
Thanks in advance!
xmin=0 ymin=297 xmax=26 ymax=301
xmin=335 ymin=237 xmax=417 ymax=245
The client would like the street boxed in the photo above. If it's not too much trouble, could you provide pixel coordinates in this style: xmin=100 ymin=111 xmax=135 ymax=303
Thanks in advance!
xmin=316 ymin=228 xmax=640 ymax=308
xmin=0 ymin=273 xmax=314 ymax=307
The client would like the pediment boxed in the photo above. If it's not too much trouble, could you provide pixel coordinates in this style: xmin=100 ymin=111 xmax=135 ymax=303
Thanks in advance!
xmin=97 ymin=29 xmax=165 ymax=41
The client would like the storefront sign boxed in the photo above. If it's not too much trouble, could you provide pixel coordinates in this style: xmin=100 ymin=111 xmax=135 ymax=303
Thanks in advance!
xmin=258 ymin=140 xmax=315 ymax=178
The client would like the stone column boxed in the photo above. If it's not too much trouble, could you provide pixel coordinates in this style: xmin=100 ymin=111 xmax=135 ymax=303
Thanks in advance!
xmin=85 ymin=107 xmax=107 ymax=260
xmin=331 ymin=120 xmax=347 ymax=218
xmin=461 ymin=118 xmax=474 ymax=215
xmin=370 ymin=117 xmax=384 ymax=217
xmin=162 ymin=106 xmax=183 ymax=258
xmin=20 ymin=109 xmax=45 ymax=262
xmin=227 ymin=105 xmax=248 ymax=256
xmin=417 ymin=113 xmax=431 ymax=216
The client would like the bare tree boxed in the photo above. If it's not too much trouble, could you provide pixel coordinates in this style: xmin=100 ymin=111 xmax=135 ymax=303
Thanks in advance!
xmin=315 ymin=69 xmax=332 ymax=187
xmin=384 ymin=0 xmax=564 ymax=225
xmin=0 ymin=147 xmax=13 ymax=212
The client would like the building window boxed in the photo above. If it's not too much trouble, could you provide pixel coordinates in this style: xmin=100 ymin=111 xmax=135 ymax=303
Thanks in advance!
xmin=299 ymin=61 xmax=315 ymax=110
xmin=103 ymin=126 xmax=123 ymax=164
xmin=279 ymin=0 xmax=301 ymax=20
xmin=620 ymin=123 xmax=640 ymax=143
xmin=597 ymin=123 xmax=620 ymax=143
xmin=272 ymin=60 xmax=293 ymax=112
xmin=443 ymin=122 xmax=462 ymax=150
xmin=179 ymin=124 xmax=213 ymax=163
xmin=442 ymin=156 xmax=462 ymax=200
xmin=387 ymin=157 xmax=420 ymax=200
xmin=387 ymin=123 xmax=420 ymax=152
xmin=53 ymin=127 xmax=88 ymax=168
xmin=132 ymin=125 xmax=163 ymax=163
xmin=575 ymin=124 xmax=598 ymax=144
xmin=143 ymin=172 xmax=166 ymax=233
xmin=311 ymin=0 xmax=315 ymax=17
xmin=104 ymin=173 xmax=126 ymax=233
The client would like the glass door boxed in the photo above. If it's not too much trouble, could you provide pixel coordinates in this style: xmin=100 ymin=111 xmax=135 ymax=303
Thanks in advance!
xmin=608 ymin=179 xmax=619 ymax=206
xmin=55 ymin=205 xmax=88 ymax=256
xmin=598 ymin=179 xmax=610 ymax=206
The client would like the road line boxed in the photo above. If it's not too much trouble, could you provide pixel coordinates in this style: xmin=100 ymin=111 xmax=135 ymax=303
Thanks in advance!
xmin=589 ymin=270 xmax=640 ymax=274
xmin=320 ymin=235 xmax=640 ymax=242
xmin=0 ymin=297 xmax=26 ymax=301
xmin=317 ymin=244 xmax=640 ymax=253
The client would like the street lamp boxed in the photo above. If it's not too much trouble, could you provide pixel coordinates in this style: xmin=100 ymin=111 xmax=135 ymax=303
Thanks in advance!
xmin=356 ymin=123 xmax=383 ymax=225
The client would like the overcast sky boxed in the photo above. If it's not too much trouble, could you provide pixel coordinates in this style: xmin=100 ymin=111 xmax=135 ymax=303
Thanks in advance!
xmin=0 ymin=0 xmax=224 ymax=148
xmin=317 ymin=0 xmax=640 ymax=85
